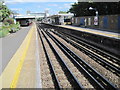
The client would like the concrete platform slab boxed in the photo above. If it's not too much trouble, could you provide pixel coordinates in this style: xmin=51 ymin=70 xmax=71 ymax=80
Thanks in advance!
xmin=57 ymin=25 xmax=120 ymax=39
xmin=0 ymin=23 xmax=42 ymax=89
xmin=0 ymin=26 xmax=31 ymax=74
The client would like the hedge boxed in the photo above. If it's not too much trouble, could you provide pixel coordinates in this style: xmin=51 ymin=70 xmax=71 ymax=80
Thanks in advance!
xmin=0 ymin=28 xmax=10 ymax=38
xmin=0 ymin=23 xmax=20 ymax=38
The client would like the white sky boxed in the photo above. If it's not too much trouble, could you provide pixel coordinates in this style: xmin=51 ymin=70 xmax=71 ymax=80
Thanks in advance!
xmin=5 ymin=0 xmax=77 ymax=3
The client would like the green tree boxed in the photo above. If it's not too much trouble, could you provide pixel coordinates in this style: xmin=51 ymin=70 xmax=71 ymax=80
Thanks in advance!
xmin=59 ymin=11 xmax=67 ymax=14
xmin=0 ymin=2 xmax=11 ymax=22
xmin=69 ymin=2 xmax=120 ymax=17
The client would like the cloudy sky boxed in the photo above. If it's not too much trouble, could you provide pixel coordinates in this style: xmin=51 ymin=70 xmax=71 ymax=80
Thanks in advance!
xmin=5 ymin=0 xmax=77 ymax=15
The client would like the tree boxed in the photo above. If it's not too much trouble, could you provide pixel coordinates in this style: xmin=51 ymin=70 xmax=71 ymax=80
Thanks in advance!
xmin=0 ymin=2 xmax=11 ymax=22
xmin=68 ymin=2 xmax=120 ymax=17
xmin=59 ymin=11 xmax=67 ymax=14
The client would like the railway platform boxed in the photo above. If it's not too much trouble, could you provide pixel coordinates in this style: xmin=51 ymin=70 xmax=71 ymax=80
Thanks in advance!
xmin=0 ymin=23 xmax=119 ymax=89
xmin=57 ymin=25 xmax=120 ymax=39
xmin=0 ymin=23 xmax=41 ymax=88
xmin=44 ymin=23 xmax=120 ymax=57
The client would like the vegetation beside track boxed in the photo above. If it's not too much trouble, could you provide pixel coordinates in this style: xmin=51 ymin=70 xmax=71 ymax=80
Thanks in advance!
xmin=0 ymin=19 xmax=20 ymax=38
xmin=0 ymin=1 xmax=20 ymax=38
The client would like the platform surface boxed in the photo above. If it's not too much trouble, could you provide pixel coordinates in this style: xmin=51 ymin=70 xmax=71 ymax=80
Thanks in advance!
xmin=0 ymin=26 xmax=31 ymax=75
xmin=57 ymin=25 xmax=120 ymax=39
xmin=0 ymin=23 xmax=41 ymax=89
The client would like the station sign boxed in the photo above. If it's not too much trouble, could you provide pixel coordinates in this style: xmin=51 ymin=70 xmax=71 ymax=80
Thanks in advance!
xmin=94 ymin=16 xmax=98 ymax=25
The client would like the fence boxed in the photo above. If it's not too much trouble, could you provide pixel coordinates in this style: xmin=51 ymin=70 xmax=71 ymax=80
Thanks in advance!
xmin=72 ymin=15 xmax=120 ymax=33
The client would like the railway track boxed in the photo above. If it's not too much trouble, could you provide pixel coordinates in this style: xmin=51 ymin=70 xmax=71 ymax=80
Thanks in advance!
xmin=54 ymin=30 xmax=120 ymax=64
xmin=50 ymin=29 xmax=120 ymax=77
xmin=37 ymin=23 xmax=118 ymax=89
xmin=38 ymin=27 xmax=83 ymax=89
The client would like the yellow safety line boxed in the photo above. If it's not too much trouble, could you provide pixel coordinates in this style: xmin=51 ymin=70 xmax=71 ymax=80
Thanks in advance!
xmin=10 ymin=26 xmax=34 ymax=88
xmin=58 ymin=25 xmax=119 ymax=38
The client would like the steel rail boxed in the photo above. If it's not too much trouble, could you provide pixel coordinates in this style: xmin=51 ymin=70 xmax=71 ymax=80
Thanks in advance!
xmin=55 ymin=31 xmax=120 ymax=65
xmin=45 ymin=30 xmax=117 ymax=89
xmin=37 ymin=26 xmax=61 ymax=89
xmin=51 ymin=30 xmax=120 ymax=76
xmin=45 ymin=31 xmax=105 ymax=89
xmin=40 ymin=28 xmax=83 ymax=89
xmin=43 ymin=23 xmax=120 ymax=59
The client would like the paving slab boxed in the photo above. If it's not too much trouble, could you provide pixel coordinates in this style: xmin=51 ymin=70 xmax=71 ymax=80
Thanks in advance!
xmin=0 ymin=23 xmax=42 ymax=89
xmin=16 ymin=24 xmax=38 ymax=88
xmin=57 ymin=25 xmax=120 ymax=39
xmin=0 ymin=26 xmax=31 ymax=74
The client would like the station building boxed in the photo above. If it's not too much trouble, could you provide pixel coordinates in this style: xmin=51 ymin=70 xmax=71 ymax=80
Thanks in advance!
xmin=45 ymin=13 xmax=74 ymax=25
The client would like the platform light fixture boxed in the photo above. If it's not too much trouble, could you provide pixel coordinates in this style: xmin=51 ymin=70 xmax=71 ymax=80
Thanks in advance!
xmin=89 ymin=7 xmax=98 ymax=17
xmin=0 ymin=1 xmax=6 ymax=10
xmin=2 ymin=1 xmax=6 ymax=6
xmin=89 ymin=7 xmax=94 ymax=10
xmin=89 ymin=7 xmax=99 ymax=25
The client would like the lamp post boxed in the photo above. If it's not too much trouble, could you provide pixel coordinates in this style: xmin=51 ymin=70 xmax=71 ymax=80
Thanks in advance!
xmin=89 ymin=7 xmax=99 ymax=17
xmin=89 ymin=7 xmax=99 ymax=26
xmin=2 ymin=2 xmax=5 ymax=6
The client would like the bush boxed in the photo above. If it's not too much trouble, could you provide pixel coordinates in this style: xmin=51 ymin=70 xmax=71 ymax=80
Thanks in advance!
xmin=0 ymin=20 xmax=21 ymax=37
xmin=0 ymin=28 xmax=10 ymax=38
xmin=16 ymin=22 xmax=20 ymax=29
xmin=9 ymin=23 xmax=20 ymax=33
xmin=3 ymin=22 xmax=9 ymax=26
xmin=3 ymin=18 xmax=14 ymax=25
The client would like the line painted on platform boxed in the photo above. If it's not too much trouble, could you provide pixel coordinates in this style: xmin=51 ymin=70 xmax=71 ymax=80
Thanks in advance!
xmin=58 ymin=25 xmax=119 ymax=39
xmin=0 ymin=25 xmax=34 ymax=89
xmin=10 ymin=26 xmax=34 ymax=88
